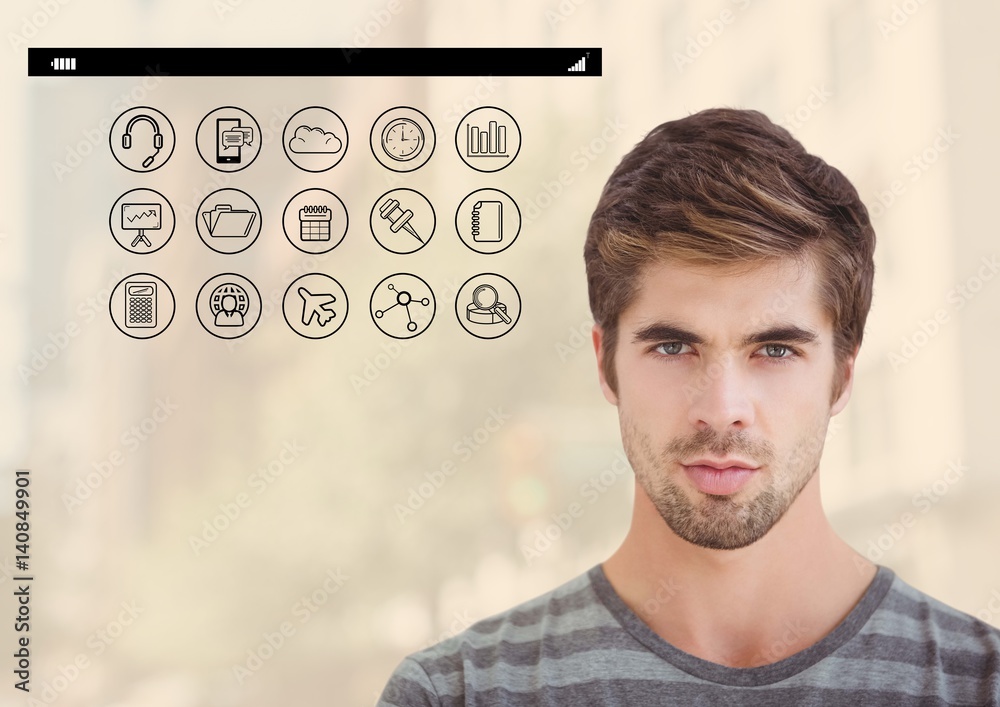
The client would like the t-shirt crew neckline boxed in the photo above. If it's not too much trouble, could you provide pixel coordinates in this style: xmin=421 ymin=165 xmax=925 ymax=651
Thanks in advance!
xmin=588 ymin=562 xmax=895 ymax=687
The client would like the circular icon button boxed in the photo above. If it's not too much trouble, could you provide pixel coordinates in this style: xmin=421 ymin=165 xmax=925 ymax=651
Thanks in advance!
xmin=370 ymin=189 xmax=435 ymax=254
xmin=109 ymin=107 xmax=175 ymax=172
xmin=195 ymin=274 xmax=262 ymax=339
xmin=455 ymin=106 xmax=520 ymax=173
xmin=195 ymin=189 xmax=261 ymax=255
xmin=455 ymin=273 xmax=520 ymax=339
xmin=382 ymin=118 xmax=423 ymax=161
xmin=196 ymin=107 xmax=262 ymax=172
xmin=455 ymin=189 xmax=521 ymax=254
xmin=282 ymin=274 xmax=349 ymax=339
xmin=370 ymin=273 xmax=435 ymax=339
xmin=282 ymin=188 xmax=348 ymax=255
xmin=109 ymin=189 xmax=175 ymax=254
xmin=109 ymin=273 xmax=176 ymax=339
xmin=370 ymin=107 xmax=435 ymax=172
xmin=283 ymin=106 xmax=349 ymax=172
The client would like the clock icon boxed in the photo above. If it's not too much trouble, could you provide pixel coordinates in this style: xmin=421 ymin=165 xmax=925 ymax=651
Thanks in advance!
xmin=381 ymin=118 xmax=425 ymax=161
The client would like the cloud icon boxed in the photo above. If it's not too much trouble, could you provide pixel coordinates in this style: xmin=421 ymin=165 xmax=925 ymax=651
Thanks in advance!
xmin=288 ymin=125 xmax=343 ymax=154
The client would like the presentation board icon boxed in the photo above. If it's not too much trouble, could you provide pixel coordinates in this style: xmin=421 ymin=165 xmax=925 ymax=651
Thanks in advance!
xmin=283 ymin=106 xmax=349 ymax=172
xmin=370 ymin=107 xmax=435 ymax=172
xmin=282 ymin=274 xmax=349 ymax=339
xmin=109 ymin=273 xmax=176 ymax=339
xmin=195 ymin=274 xmax=262 ymax=339
xmin=455 ymin=189 xmax=521 ymax=254
xmin=109 ymin=106 xmax=175 ymax=172
xmin=282 ymin=188 xmax=348 ymax=255
xmin=109 ymin=189 xmax=175 ymax=254
xmin=196 ymin=189 xmax=262 ymax=254
xmin=123 ymin=205 xmax=159 ymax=247
xmin=454 ymin=273 xmax=521 ymax=339
xmin=370 ymin=273 xmax=435 ymax=339
xmin=196 ymin=107 xmax=262 ymax=172
xmin=456 ymin=106 xmax=520 ymax=172
xmin=370 ymin=189 xmax=435 ymax=254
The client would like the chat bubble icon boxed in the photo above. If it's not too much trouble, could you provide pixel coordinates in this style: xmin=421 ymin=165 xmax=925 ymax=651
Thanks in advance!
xmin=222 ymin=127 xmax=254 ymax=147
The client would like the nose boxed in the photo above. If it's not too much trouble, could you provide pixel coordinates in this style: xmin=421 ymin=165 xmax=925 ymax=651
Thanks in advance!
xmin=685 ymin=354 xmax=756 ymax=433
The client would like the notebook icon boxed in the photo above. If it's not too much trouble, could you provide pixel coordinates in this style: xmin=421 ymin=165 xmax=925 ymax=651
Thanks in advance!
xmin=472 ymin=201 xmax=503 ymax=242
xmin=202 ymin=203 xmax=256 ymax=238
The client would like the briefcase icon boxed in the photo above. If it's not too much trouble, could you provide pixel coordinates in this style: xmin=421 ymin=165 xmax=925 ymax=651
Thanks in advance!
xmin=202 ymin=204 xmax=256 ymax=238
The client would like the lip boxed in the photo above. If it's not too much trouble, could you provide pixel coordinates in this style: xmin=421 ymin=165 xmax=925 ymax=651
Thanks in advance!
xmin=684 ymin=458 xmax=760 ymax=470
xmin=682 ymin=461 xmax=760 ymax=496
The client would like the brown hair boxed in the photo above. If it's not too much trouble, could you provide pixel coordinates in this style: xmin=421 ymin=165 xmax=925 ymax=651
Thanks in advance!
xmin=584 ymin=107 xmax=876 ymax=401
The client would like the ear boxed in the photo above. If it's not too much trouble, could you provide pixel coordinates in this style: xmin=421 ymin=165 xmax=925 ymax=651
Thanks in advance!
xmin=592 ymin=324 xmax=619 ymax=406
xmin=829 ymin=348 xmax=858 ymax=416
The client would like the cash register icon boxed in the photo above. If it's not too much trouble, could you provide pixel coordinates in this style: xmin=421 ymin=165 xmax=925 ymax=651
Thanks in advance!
xmin=202 ymin=203 xmax=256 ymax=237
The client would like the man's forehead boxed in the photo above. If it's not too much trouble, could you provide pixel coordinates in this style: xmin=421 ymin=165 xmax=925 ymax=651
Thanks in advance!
xmin=623 ymin=256 xmax=831 ymax=335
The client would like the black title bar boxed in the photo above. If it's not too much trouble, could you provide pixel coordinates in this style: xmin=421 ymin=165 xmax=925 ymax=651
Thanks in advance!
xmin=29 ymin=47 xmax=602 ymax=77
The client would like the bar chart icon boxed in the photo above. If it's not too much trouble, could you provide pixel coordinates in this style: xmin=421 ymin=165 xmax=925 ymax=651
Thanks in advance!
xmin=466 ymin=121 xmax=508 ymax=158
xmin=456 ymin=106 xmax=521 ymax=173
xmin=568 ymin=55 xmax=587 ymax=72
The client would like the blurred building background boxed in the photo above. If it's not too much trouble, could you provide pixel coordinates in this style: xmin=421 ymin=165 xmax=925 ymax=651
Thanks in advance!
xmin=1 ymin=0 xmax=998 ymax=705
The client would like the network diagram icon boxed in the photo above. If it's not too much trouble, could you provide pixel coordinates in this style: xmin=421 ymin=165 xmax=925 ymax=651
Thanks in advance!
xmin=370 ymin=273 xmax=435 ymax=339
xmin=375 ymin=283 xmax=429 ymax=333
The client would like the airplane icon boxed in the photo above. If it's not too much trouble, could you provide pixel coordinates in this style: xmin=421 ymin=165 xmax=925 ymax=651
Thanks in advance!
xmin=298 ymin=287 xmax=337 ymax=326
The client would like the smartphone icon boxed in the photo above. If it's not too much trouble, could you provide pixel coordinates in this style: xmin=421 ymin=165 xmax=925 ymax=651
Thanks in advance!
xmin=216 ymin=118 xmax=241 ymax=164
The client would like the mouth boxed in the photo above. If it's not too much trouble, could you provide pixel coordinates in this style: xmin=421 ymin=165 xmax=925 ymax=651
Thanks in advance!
xmin=681 ymin=462 xmax=759 ymax=496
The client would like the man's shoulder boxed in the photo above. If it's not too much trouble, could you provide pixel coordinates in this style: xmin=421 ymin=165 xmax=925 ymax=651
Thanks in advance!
xmin=378 ymin=565 xmax=621 ymax=706
xmin=415 ymin=565 xmax=610 ymax=663
xmin=872 ymin=567 xmax=1000 ymax=658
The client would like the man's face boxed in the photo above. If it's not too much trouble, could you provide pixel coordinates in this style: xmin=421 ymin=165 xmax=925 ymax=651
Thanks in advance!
xmin=594 ymin=256 xmax=854 ymax=550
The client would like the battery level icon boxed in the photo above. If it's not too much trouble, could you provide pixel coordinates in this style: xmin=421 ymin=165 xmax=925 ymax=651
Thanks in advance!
xmin=51 ymin=57 xmax=76 ymax=71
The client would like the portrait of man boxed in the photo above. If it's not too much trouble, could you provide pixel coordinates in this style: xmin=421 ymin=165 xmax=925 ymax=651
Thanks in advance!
xmin=378 ymin=107 xmax=1000 ymax=705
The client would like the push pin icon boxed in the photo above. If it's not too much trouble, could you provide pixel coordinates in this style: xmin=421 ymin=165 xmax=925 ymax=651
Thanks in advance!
xmin=378 ymin=198 xmax=423 ymax=244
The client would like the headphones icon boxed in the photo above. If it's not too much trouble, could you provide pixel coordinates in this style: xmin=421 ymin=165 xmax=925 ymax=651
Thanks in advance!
xmin=122 ymin=114 xmax=163 ymax=168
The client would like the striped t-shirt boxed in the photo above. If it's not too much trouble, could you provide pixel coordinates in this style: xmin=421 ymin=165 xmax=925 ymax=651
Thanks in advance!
xmin=378 ymin=564 xmax=1000 ymax=706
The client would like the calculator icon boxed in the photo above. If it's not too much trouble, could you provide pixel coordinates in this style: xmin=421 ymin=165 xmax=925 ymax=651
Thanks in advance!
xmin=125 ymin=282 xmax=157 ymax=328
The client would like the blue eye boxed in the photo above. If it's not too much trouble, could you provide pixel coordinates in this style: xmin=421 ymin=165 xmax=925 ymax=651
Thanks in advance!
xmin=650 ymin=342 xmax=800 ymax=365
xmin=654 ymin=342 xmax=687 ymax=356
xmin=758 ymin=343 xmax=800 ymax=365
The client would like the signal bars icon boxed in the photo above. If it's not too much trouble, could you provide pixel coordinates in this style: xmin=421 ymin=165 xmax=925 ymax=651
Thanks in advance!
xmin=51 ymin=57 xmax=76 ymax=71
xmin=567 ymin=55 xmax=588 ymax=73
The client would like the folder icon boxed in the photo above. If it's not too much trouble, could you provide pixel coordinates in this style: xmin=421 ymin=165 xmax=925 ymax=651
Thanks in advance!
xmin=202 ymin=204 xmax=256 ymax=238
xmin=472 ymin=201 xmax=502 ymax=242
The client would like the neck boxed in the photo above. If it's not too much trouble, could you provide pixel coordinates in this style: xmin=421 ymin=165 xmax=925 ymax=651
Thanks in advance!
xmin=602 ymin=473 xmax=877 ymax=667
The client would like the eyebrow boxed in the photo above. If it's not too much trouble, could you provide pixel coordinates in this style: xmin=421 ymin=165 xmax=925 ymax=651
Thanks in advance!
xmin=631 ymin=322 xmax=820 ymax=348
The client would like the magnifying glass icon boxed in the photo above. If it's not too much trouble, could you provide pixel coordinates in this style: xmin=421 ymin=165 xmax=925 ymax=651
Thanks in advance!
xmin=471 ymin=283 xmax=511 ymax=324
